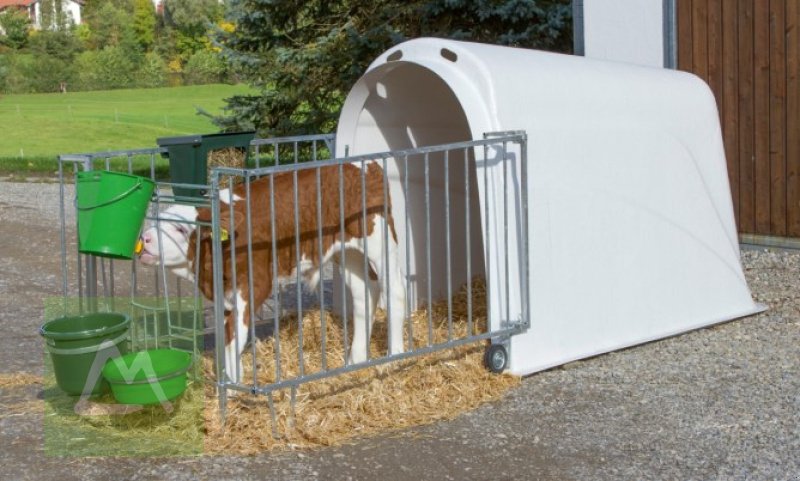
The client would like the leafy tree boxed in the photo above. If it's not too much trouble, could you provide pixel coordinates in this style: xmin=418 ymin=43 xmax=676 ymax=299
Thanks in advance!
xmin=136 ymin=51 xmax=168 ymax=87
xmin=28 ymin=29 xmax=83 ymax=62
xmin=215 ymin=0 xmax=572 ymax=135
xmin=84 ymin=2 xmax=135 ymax=50
xmin=162 ymin=0 xmax=222 ymax=62
xmin=132 ymin=0 xmax=156 ymax=51
xmin=0 ymin=9 xmax=31 ymax=50
xmin=184 ymin=49 xmax=226 ymax=85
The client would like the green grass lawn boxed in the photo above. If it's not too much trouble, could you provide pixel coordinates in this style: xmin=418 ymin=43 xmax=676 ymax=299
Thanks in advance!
xmin=0 ymin=84 xmax=252 ymax=174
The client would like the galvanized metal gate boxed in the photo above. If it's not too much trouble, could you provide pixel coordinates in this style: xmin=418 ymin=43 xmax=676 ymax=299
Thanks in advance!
xmin=208 ymin=132 xmax=530 ymax=425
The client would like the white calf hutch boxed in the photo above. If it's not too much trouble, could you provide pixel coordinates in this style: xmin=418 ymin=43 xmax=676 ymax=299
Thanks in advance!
xmin=335 ymin=37 xmax=763 ymax=376
xmin=55 ymin=38 xmax=761 ymax=424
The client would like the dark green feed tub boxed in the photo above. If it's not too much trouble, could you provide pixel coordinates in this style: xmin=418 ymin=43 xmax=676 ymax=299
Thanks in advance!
xmin=40 ymin=313 xmax=131 ymax=396
xmin=76 ymin=170 xmax=154 ymax=259
xmin=102 ymin=349 xmax=192 ymax=405
xmin=157 ymin=131 xmax=255 ymax=199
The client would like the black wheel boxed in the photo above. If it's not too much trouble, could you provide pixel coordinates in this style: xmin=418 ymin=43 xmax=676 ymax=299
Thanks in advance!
xmin=484 ymin=344 xmax=508 ymax=373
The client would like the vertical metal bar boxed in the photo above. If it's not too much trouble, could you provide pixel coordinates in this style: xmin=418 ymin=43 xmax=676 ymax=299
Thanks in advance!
xmin=100 ymin=258 xmax=109 ymax=307
xmin=293 ymin=166 xmax=304 ymax=376
xmin=519 ymin=136 xmax=530 ymax=329
xmin=663 ymin=0 xmax=678 ymax=69
xmin=290 ymin=386 xmax=297 ymax=425
xmin=424 ymin=153 xmax=432 ymax=345
xmin=192 ymin=219 xmax=203 ymax=377
xmin=293 ymin=142 xmax=299 ymax=164
xmin=255 ymin=144 xmax=261 ymax=169
xmin=58 ymin=158 xmax=68 ymax=313
xmin=127 ymin=154 xmax=133 ymax=174
xmin=360 ymin=158 xmax=370 ymax=360
xmin=316 ymin=165 xmax=327 ymax=371
xmin=503 ymin=141 xmax=510 ymax=327
xmin=228 ymin=176 xmax=240 ymax=383
xmin=82 ymin=158 xmax=97 ymax=313
xmin=483 ymin=142 xmax=491 ymax=335
xmin=269 ymin=173 xmax=282 ymax=382
xmin=573 ymin=0 xmax=585 ymax=56
xmin=75 ymin=163 xmax=83 ymax=313
xmin=338 ymin=163 xmax=349 ymax=364
xmin=155 ymin=191 xmax=172 ymax=348
xmin=108 ymin=257 xmax=115 ymax=312
xmin=444 ymin=150 xmax=452 ymax=341
xmin=381 ymin=155 xmax=392 ymax=353
xmin=243 ymin=175 xmax=257 ymax=391
xmin=210 ymin=172 xmax=228 ymax=423
xmin=403 ymin=154 xmax=412 ymax=350
xmin=464 ymin=148 xmax=473 ymax=337
xmin=266 ymin=391 xmax=279 ymax=439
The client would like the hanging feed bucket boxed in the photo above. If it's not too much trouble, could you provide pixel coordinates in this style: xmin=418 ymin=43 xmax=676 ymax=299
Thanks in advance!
xmin=102 ymin=349 xmax=192 ymax=405
xmin=76 ymin=171 xmax=154 ymax=259
xmin=40 ymin=313 xmax=131 ymax=396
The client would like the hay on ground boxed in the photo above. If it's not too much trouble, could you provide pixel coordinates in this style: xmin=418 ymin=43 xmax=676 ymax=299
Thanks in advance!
xmin=202 ymin=278 xmax=520 ymax=454
xmin=0 ymin=372 xmax=43 ymax=389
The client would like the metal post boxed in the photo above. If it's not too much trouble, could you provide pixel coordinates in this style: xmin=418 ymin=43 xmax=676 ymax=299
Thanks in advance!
xmin=210 ymin=171 xmax=228 ymax=423
xmin=82 ymin=158 xmax=98 ymax=313
xmin=663 ymin=0 xmax=678 ymax=69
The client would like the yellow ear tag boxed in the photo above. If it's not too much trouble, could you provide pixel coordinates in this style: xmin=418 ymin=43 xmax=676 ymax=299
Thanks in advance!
xmin=134 ymin=239 xmax=143 ymax=255
xmin=219 ymin=229 xmax=229 ymax=242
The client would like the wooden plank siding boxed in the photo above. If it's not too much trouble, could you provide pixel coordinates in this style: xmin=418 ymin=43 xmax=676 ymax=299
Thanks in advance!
xmin=678 ymin=0 xmax=800 ymax=237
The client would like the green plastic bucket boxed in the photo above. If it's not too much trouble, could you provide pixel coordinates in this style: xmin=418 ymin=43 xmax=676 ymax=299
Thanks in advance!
xmin=102 ymin=349 xmax=192 ymax=405
xmin=40 ymin=313 xmax=131 ymax=396
xmin=76 ymin=171 xmax=155 ymax=259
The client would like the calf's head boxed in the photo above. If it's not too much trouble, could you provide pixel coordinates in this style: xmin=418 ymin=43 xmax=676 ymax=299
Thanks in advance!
xmin=138 ymin=204 xmax=198 ymax=267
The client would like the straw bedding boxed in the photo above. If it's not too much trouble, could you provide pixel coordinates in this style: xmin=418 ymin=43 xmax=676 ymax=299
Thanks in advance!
xmin=201 ymin=278 xmax=520 ymax=453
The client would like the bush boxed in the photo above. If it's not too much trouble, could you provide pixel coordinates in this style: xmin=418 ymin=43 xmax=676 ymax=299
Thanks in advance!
xmin=1 ymin=52 xmax=74 ymax=93
xmin=135 ymin=52 xmax=168 ymax=88
xmin=183 ymin=50 xmax=226 ymax=85
xmin=75 ymin=46 xmax=137 ymax=90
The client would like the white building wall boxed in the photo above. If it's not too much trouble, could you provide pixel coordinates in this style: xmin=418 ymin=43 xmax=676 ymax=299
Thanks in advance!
xmin=65 ymin=0 xmax=81 ymax=25
xmin=583 ymin=0 xmax=665 ymax=68
xmin=31 ymin=0 xmax=82 ymax=30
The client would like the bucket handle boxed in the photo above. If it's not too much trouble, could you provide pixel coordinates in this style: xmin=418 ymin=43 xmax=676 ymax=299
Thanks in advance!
xmin=76 ymin=179 xmax=144 ymax=211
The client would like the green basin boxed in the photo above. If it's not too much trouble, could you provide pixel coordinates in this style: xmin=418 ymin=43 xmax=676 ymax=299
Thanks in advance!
xmin=40 ymin=313 xmax=130 ymax=396
xmin=102 ymin=349 xmax=192 ymax=405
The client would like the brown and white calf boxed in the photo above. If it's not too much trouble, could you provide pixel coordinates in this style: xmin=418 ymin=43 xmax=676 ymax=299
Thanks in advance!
xmin=138 ymin=163 xmax=407 ymax=384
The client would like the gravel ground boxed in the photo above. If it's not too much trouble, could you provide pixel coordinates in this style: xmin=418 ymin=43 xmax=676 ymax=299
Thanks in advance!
xmin=1 ymin=181 xmax=798 ymax=480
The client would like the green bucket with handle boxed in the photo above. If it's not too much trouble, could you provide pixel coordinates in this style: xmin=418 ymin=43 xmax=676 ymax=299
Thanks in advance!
xmin=76 ymin=171 xmax=154 ymax=259
xmin=40 ymin=313 xmax=131 ymax=396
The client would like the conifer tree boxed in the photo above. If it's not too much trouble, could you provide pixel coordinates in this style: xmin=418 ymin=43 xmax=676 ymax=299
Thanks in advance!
xmin=214 ymin=0 xmax=572 ymax=135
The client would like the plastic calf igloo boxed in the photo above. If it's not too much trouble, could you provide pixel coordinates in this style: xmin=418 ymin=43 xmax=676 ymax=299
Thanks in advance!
xmin=335 ymin=38 xmax=763 ymax=376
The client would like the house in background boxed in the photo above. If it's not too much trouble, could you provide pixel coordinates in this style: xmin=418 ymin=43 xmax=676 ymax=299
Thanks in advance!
xmin=0 ymin=0 xmax=83 ymax=30
xmin=574 ymin=0 xmax=800 ymax=245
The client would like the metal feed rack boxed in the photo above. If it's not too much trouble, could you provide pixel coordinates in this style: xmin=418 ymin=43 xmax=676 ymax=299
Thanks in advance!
xmin=57 ymin=148 xmax=210 ymax=364
xmin=209 ymin=131 xmax=530 ymax=428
